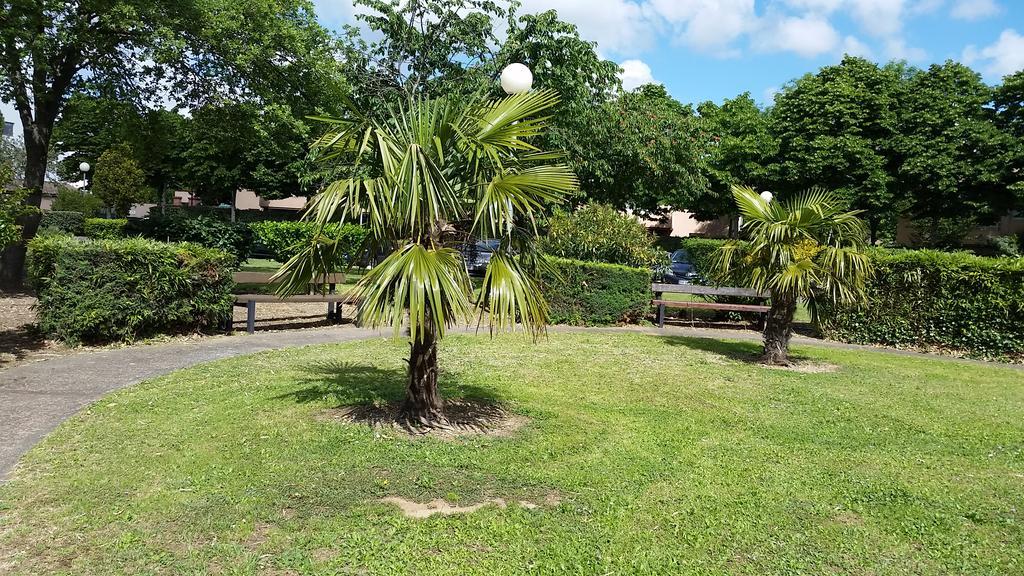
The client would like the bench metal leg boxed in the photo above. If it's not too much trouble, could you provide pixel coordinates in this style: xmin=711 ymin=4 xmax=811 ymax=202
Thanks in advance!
xmin=246 ymin=301 xmax=256 ymax=334
xmin=327 ymin=283 xmax=337 ymax=321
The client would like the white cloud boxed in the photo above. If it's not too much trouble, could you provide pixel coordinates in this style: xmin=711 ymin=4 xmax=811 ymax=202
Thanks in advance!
xmin=619 ymin=59 xmax=658 ymax=90
xmin=841 ymin=35 xmax=874 ymax=57
xmin=963 ymin=29 xmax=1024 ymax=78
xmin=884 ymin=37 xmax=927 ymax=61
xmin=517 ymin=0 xmax=657 ymax=55
xmin=762 ymin=86 xmax=780 ymax=105
xmin=647 ymin=0 xmax=757 ymax=56
xmin=950 ymin=0 xmax=1001 ymax=20
xmin=845 ymin=0 xmax=907 ymax=38
xmin=754 ymin=15 xmax=840 ymax=57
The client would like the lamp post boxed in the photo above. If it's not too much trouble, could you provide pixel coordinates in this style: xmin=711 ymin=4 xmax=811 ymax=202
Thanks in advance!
xmin=79 ymin=162 xmax=91 ymax=192
xmin=500 ymin=63 xmax=533 ymax=95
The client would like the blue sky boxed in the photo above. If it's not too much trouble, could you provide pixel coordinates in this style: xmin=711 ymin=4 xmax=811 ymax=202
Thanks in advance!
xmin=317 ymin=0 xmax=1024 ymax=107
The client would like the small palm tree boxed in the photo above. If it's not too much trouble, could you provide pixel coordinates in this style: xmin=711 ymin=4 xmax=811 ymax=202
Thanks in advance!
xmin=713 ymin=185 xmax=871 ymax=365
xmin=275 ymin=90 xmax=577 ymax=427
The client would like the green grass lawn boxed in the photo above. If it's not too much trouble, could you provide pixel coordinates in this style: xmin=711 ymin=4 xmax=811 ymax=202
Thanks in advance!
xmin=1 ymin=333 xmax=1022 ymax=574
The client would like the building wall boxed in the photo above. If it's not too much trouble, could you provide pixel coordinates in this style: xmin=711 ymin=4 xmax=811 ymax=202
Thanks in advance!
xmin=639 ymin=210 xmax=731 ymax=239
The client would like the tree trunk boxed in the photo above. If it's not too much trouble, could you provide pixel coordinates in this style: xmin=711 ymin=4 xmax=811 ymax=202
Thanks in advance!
xmin=0 ymin=131 xmax=47 ymax=288
xmin=402 ymin=317 xmax=445 ymax=427
xmin=762 ymin=293 xmax=797 ymax=365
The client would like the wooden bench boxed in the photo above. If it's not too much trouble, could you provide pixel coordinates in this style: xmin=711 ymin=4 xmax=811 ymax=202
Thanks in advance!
xmin=652 ymin=283 xmax=771 ymax=328
xmin=232 ymin=272 xmax=359 ymax=334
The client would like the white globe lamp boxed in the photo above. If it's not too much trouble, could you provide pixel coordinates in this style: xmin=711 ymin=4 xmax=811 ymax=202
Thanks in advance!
xmin=79 ymin=161 xmax=90 ymax=173
xmin=760 ymin=190 xmax=774 ymax=203
xmin=500 ymin=63 xmax=533 ymax=95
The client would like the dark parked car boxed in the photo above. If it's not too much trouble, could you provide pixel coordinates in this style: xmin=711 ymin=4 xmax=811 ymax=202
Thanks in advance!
xmin=660 ymin=248 xmax=699 ymax=284
xmin=463 ymin=239 xmax=500 ymax=275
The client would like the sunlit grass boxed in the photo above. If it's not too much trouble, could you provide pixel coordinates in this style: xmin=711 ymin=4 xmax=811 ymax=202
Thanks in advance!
xmin=1 ymin=332 xmax=1021 ymax=574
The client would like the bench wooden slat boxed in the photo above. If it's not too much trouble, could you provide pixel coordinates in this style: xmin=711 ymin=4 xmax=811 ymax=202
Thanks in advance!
xmin=652 ymin=300 xmax=770 ymax=313
xmin=235 ymin=294 xmax=360 ymax=304
xmin=232 ymin=271 xmax=346 ymax=284
xmin=651 ymin=283 xmax=768 ymax=299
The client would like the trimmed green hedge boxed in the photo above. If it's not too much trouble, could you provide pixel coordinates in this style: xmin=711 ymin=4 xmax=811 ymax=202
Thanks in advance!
xmin=132 ymin=213 xmax=254 ymax=264
xmin=83 ymin=218 xmax=127 ymax=239
xmin=677 ymin=238 xmax=729 ymax=278
xmin=27 ymin=236 xmax=235 ymax=344
xmin=539 ymin=256 xmax=651 ymax=326
xmin=39 ymin=211 xmax=85 ymax=235
xmin=817 ymin=249 xmax=1024 ymax=359
xmin=249 ymin=221 xmax=369 ymax=265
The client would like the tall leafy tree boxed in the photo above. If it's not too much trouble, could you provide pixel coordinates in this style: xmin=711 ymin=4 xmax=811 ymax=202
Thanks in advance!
xmin=695 ymin=93 xmax=779 ymax=221
xmin=0 ymin=0 xmax=345 ymax=284
xmin=276 ymin=90 xmax=578 ymax=427
xmin=576 ymin=84 xmax=709 ymax=215
xmin=993 ymin=70 xmax=1024 ymax=204
xmin=179 ymin=102 xmax=310 ymax=213
xmin=91 ymin=143 xmax=147 ymax=217
xmin=896 ymin=61 xmax=1016 ymax=239
xmin=713 ymin=186 xmax=871 ymax=365
xmin=770 ymin=57 xmax=907 ymax=242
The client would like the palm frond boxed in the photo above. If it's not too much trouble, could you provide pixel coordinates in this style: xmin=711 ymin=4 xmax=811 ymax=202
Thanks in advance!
xmin=475 ymin=251 xmax=549 ymax=340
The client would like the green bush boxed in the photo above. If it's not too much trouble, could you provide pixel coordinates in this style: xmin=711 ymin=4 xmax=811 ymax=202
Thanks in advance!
xmin=988 ymin=235 xmax=1020 ymax=258
xmin=677 ymin=238 xmax=730 ymax=277
xmin=249 ymin=220 xmax=369 ymax=265
xmin=83 ymin=218 xmax=127 ymax=239
xmin=817 ymin=249 xmax=1024 ymax=359
xmin=27 ymin=235 xmax=235 ymax=344
xmin=39 ymin=211 xmax=85 ymax=235
xmin=539 ymin=256 xmax=651 ymax=326
xmin=540 ymin=204 xmax=665 ymax=268
xmin=51 ymin=187 xmax=104 ymax=216
xmin=134 ymin=213 xmax=254 ymax=264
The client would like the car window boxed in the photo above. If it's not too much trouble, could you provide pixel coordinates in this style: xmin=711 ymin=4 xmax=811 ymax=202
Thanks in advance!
xmin=671 ymin=249 xmax=690 ymax=263
xmin=477 ymin=240 xmax=500 ymax=252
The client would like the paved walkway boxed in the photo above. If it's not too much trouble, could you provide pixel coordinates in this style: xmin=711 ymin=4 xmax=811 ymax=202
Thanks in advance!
xmin=2 ymin=325 xmax=1019 ymax=480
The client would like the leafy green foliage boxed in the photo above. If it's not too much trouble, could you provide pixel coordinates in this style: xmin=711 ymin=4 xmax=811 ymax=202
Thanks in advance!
xmin=576 ymin=84 xmax=709 ymax=215
xmin=678 ymin=238 xmax=731 ymax=278
xmin=278 ymin=89 xmax=577 ymax=343
xmin=249 ymin=220 xmax=367 ymax=265
xmin=91 ymin=144 xmax=148 ymax=217
xmin=133 ymin=213 xmax=254 ymax=264
xmin=818 ymin=249 xmax=1024 ymax=359
xmin=540 ymin=204 xmax=664 ymax=268
xmin=50 ymin=186 xmax=104 ymax=216
xmin=38 ymin=211 xmax=85 ymax=235
xmin=988 ymin=235 xmax=1021 ymax=258
xmin=0 ymin=186 xmax=34 ymax=248
xmin=83 ymin=218 xmax=127 ymax=240
xmin=539 ymin=257 xmax=651 ymax=326
xmin=26 ymin=235 xmax=235 ymax=344
xmin=769 ymin=57 xmax=907 ymax=241
xmin=695 ymin=93 xmax=778 ymax=220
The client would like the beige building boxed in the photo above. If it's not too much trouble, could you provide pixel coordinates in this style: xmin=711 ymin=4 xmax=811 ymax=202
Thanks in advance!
xmin=895 ymin=213 xmax=1024 ymax=247
xmin=638 ymin=210 xmax=732 ymax=239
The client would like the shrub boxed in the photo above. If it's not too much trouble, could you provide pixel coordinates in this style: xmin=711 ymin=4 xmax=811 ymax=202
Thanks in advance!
xmin=83 ymin=218 xmax=127 ymax=239
xmin=677 ymin=238 xmax=729 ymax=277
xmin=540 ymin=204 xmax=665 ymax=268
xmin=91 ymin=143 xmax=149 ymax=217
xmin=134 ymin=213 xmax=254 ymax=264
xmin=988 ymin=235 xmax=1020 ymax=258
xmin=539 ymin=256 xmax=651 ymax=326
xmin=249 ymin=220 xmax=369 ymax=265
xmin=39 ymin=211 xmax=86 ymax=235
xmin=51 ymin=186 xmax=104 ymax=216
xmin=817 ymin=248 xmax=1024 ymax=359
xmin=27 ymin=235 xmax=235 ymax=344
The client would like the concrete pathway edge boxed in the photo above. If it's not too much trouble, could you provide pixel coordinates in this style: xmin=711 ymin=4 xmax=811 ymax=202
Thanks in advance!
xmin=1 ymin=325 xmax=1019 ymax=481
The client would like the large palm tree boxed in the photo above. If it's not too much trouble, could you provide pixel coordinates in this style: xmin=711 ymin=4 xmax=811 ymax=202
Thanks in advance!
xmin=713 ymin=185 xmax=871 ymax=365
xmin=275 ymin=90 xmax=577 ymax=427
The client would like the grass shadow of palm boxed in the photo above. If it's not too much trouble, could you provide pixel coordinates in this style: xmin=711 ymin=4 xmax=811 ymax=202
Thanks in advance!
xmin=275 ymin=361 xmax=504 ymax=408
xmin=657 ymin=335 xmax=814 ymax=365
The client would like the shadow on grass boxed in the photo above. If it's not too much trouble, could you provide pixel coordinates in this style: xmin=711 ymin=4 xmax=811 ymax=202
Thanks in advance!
xmin=275 ymin=361 xmax=503 ymax=408
xmin=657 ymin=335 xmax=815 ymax=365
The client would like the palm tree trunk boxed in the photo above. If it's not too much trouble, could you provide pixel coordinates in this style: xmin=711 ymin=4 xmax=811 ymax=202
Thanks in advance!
xmin=403 ymin=315 xmax=445 ymax=426
xmin=763 ymin=293 xmax=797 ymax=365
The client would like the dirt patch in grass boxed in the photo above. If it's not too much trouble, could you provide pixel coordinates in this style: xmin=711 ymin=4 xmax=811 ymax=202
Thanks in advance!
xmin=763 ymin=361 xmax=840 ymax=374
xmin=381 ymin=493 xmax=561 ymax=519
xmin=319 ymin=399 xmax=530 ymax=439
